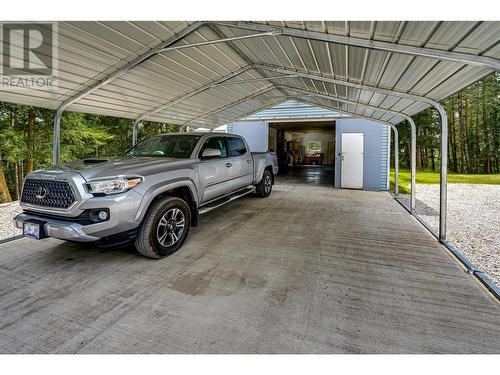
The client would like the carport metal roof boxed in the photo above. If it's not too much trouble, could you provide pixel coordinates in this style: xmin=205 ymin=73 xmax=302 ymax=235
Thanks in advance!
xmin=1 ymin=21 xmax=500 ymax=247
xmin=2 ymin=21 xmax=499 ymax=127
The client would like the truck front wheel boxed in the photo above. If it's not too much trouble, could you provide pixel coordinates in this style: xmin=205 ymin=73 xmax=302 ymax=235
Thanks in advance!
xmin=255 ymin=170 xmax=273 ymax=198
xmin=135 ymin=196 xmax=191 ymax=258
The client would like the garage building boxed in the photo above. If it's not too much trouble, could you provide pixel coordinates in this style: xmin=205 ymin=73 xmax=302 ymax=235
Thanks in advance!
xmin=227 ymin=100 xmax=391 ymax=191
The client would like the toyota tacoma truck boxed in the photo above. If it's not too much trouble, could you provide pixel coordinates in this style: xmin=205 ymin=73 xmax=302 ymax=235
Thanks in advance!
xmin=14 ymin=133 xmax=278 ymax=258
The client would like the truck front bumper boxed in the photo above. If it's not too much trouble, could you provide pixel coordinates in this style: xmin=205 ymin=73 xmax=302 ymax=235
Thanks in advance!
xmin=14 ymin=212 xmax=100 ymax=242
xmin=14 ymin=189 xmax=144 ymax=242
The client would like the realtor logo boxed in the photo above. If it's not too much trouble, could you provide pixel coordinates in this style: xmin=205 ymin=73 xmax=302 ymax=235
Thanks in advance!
xmin=1 ymin=22 xmax=58 ymax=89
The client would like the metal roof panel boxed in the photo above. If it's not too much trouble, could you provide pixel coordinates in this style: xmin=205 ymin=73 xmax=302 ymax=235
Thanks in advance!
xmin=0 ymin=21 xmax=498 ymax=128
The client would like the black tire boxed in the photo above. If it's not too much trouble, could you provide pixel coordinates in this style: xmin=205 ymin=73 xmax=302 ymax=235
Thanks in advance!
xmin=256 ymin=170 xmax=273 ymax=198
xmin=135 ymin=196 xmax=191 ymax=259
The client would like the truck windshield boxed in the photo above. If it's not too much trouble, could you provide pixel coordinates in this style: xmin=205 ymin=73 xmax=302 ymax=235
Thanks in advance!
xmin=123 ymin=135 xmax=201 ymax=158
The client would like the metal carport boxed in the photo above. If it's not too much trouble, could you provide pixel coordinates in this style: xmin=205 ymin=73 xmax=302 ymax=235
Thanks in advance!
xmin=1 ymin=21 xmax=500 ymax=295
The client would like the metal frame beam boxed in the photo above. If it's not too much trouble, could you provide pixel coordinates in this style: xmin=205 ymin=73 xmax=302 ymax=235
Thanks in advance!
xmin=131 ymin=73 xmax=299 ymax=144
xmin=255 ymin=63 xmax=437 ymax=107
xmin=53 ymin=22 xmax=279 ymax=160
xmin=159 ymin=30 xmax=281 ymax=53
xmin=53 ymin=21 xmax=206 ymax=164
xmin=132 ymin=65 xmax=254 ymax=145
xmin=180 ymin=85 xmax=277 ymax=128
xmin=207 ymin=98 xmax=291 ymax=131
xmin=220 ymin=22 xmax=500 ymax=71
xmin=391 ymin=124 xmax=399 ymax=196
xmin=131 ymin=26 xmax=296 ymax=145
xmin=179 ymin=98 xmax=291 ymax=133
xmin=210 ymin=74 xmax=298 ymax=87
xmin=279 ymin=84 xmax=407 ymax=120
xmin=131 ymin=24 xmax=290 ymax=144
xmin=208 ymin=24 xmax=293 ymax=118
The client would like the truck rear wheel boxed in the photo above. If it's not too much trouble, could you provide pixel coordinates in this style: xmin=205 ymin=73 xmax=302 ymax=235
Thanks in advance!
xmin=256 ymin=170 xmax=273 ymax=198
xmin=135 ymin=196 xmax=191 ymax=259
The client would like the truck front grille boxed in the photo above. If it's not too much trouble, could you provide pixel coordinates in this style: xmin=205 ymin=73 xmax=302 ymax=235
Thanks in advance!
xmin=21 ymin=179 xmax=76 ymax=209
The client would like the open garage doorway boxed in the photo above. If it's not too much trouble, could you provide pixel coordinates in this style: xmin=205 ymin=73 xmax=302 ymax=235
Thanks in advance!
xmin=270 ymin=120 xmax=335 ymax=187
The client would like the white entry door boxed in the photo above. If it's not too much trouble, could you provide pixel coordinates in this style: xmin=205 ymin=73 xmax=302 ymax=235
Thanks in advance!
xmin=341 ymin=133 xmax=364 ymax=189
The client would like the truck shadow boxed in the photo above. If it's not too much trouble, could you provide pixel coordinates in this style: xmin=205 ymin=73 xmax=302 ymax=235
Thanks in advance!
xmin=47 ymin=239 xmax=141 ymax=262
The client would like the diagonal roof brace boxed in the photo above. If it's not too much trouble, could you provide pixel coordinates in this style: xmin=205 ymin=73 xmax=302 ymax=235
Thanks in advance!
xmin=180 ymin=85 xmax=277 ymax=127
xmin=208 ymin=24 xmax=293 ymax=117
xmin=159 ymin=30 xmax=281 ymax=53
xmin=210 ymin=74 xmax=299 ymax=87
xmin=279 ymin=84 xmax=409 ymax=123
xmin=131 ymin=25 xmax=287 ymax=144
xmin=200 ymin=98 xmax=291 ymax=131
xmin=132 ymin=65 xmax=255 ymax=144
xmin=255 ymin=63 xmax=443 ymax=108
xmin=219 ymin=22 xmax=500 ymax=72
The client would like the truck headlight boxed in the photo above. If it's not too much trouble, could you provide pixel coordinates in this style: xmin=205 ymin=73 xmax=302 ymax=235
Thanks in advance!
xmin=87 ymin=177 xmax=142 ymax=195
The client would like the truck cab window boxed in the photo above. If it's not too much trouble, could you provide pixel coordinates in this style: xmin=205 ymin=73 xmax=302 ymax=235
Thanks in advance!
xmin=228 ymin=137 xmax=247 ymax=157
xmin=200 ymin=137 xmax=228 ymax=158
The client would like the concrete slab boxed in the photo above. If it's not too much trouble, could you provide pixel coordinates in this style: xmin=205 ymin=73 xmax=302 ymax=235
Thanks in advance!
xmin=275 ymin=165 xmax=334 ymax=187
xmin=0 ymin=184 xmax=499 ymax=353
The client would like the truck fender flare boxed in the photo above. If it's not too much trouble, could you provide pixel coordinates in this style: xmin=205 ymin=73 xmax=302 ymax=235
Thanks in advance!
xmin=254 ymin=158 xmax=267 ymax=184
xmin=134 ymin=178 xmax=199 ymax=223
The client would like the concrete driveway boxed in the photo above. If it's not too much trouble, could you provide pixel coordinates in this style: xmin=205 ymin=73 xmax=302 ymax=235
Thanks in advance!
xmin=0 ymin=184 xmax=499 ymax=353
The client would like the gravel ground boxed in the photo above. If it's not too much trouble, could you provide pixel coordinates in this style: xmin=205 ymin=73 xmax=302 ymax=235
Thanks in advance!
xmin=0 ymin=201 xmax=21 ymax=240
xmin=397 ymin=184 xmax=500 ymax=288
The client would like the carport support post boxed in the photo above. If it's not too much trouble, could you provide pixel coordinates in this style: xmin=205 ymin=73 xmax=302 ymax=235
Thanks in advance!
xmin=407 ymin=118 xmax=417 ymax=212
xmin=132 ymin=119 xmax=141 ymax=146
xmin=389 ymin=125 xmax=399 ymax=196
xmin=53 ymin=108 xmax=64 ymax=164
xmin=435 ymin=105 xmax=448 ymax=242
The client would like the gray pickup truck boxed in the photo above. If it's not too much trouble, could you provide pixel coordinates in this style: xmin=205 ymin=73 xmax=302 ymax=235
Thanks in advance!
xmin=14 ymin=133 xmax=278 ymax=258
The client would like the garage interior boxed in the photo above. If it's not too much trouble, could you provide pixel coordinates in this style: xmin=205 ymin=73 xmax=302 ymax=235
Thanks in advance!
xmin=0 ymin=21 xmax=499 ymax=353
xmin=271 ymin=120 xmax=335 ymax=187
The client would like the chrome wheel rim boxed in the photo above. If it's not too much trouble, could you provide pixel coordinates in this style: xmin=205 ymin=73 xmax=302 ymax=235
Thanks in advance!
xmin=157 ymin=208 xmax=185 ymax=247
xmin=264 ymin=174 xmax=272 ymax=194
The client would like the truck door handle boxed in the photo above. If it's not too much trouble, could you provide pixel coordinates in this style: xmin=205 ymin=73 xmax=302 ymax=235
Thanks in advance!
xmin=225 ymin=162 xmax=232 ymax=168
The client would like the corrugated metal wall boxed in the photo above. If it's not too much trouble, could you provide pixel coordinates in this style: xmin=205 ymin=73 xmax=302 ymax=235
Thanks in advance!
xmin=380 ymin=125 xmax=390 ymax=191
xmin=335 ymin=119 xmax=389 ymax=191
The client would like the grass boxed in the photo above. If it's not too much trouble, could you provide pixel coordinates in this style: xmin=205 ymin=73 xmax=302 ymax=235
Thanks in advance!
xmin=389 ymin=169 xmax=500 ymax=194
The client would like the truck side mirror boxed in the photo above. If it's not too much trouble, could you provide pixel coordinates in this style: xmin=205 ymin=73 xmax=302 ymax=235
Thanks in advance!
xmin=201 ymin=148 xmax=222 ymax=159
